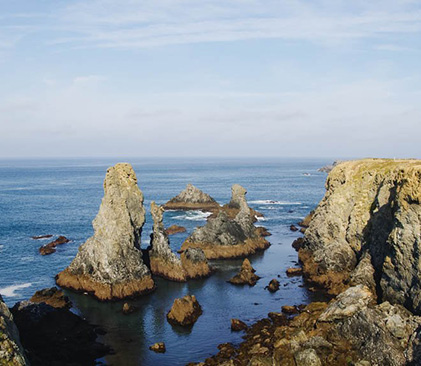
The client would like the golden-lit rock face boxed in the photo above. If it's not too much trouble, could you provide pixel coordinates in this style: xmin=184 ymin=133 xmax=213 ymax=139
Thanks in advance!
xmin=167 ymin=295 xmax=202 ymax=326
xmin=56 ymin=163 xmax=155 ymax=301
xmin=300 ymin=158 xmax=421 ymax=313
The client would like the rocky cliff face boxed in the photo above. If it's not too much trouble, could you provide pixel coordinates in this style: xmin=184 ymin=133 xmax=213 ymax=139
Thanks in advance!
xmin=56 ymin=163 xmax=155 ymax=300
xmin=163 ymin=184 xmax=220 ymax=211
xmin=181 ymin=184 xmax=270 ymax=259
xmin=0 ymin=295 xmax=28 ymax=366
xmin=299 ymin=159 xmax=421 ymax=314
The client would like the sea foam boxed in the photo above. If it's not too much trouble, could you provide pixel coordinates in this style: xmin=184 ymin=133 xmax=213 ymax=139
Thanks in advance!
xmin=0 ymin=283 xmax=32 ymax=298
xmin=249 ymin=200 xmax=301 ymax=205
xmin=172 ymin=211 xmax=211 ymax=221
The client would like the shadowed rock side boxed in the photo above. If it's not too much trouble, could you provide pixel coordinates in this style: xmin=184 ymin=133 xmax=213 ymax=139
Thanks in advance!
xmin=11 ymin=301 xmax=109 ymax=366
xmin=163 ymin=184 xmax=220 ymax=211
xmin=299 ymin=159 xmax=421 ymax=315
xmin=56 ymin=163 xmax=155 ymax=301
xmin=181 ymin=184 xmax=270 ymax=259
xmin=149 ymin=202 xmax=211 ymax=281
xmin=0 ymin=295 xmax=28 ymax=366
xmin=188 ymin=285 xmax=421 ymax=366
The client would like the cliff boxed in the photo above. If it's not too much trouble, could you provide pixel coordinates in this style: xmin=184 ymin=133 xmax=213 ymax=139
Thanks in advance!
xmin=299 ymin=158 xmax=421 ymax=314
xmin=56 ymin=163 xmax=155 ymax=301
xmin=0 ymin=295 xmax=28 ymax=366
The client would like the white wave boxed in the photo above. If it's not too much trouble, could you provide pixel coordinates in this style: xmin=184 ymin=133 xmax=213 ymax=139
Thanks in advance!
xmin=249 ymin=200 xmax=301 ymax=205
xmin=0 ymin=244 xmax=4 ymax=250
xmin=258 ymin=206 xmax=278 ymax=210
xmin=0 ymin=283 xmax=32 ymax=298
xmin=256 ymin=216 xmax=268 ymax=221
xmin=172 ymin=211 xmax=211 ymax=221
xmin=20 ymin=256 xmax=35 ymax=262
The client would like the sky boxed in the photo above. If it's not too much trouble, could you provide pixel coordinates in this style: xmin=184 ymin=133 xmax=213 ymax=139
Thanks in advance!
xmin=0 ymin=0 xmax=420 ymax=158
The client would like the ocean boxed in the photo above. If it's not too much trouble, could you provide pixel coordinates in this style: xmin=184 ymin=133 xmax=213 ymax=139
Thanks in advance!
xmin=0 ymin=157 xmax=329 ymax=365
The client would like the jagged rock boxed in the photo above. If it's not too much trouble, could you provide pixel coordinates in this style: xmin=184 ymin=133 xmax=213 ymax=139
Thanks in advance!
xmin=282 ymin=305 xmax=299 ymax=314
xmin=122 ymin=302 xmax=136 ymax=315
xmin=292 ymin=237 xmax=304 ymax=251
xmin=193 ymin=285 xmax=421 ymax=366
xmin=267 ymin=279 xmax=280 ymax=293
xmin=11 ymin=301 xmax=109 ymax=366
xmin=167 ymin=295 xmax=202 ymax=326
xmin=231 ymin=319 xmax=247 ymax=331
xmin=149 ymin=342 xmax=166 ymax=353
xmin=229 ymin=259 xmax=260 ymax=286
xmin=39 ymin=235 xmax=70 ymax=255
xmin=299 ymin=159 xmax=421 ymax=314
xmin=30 ymin=287 xmax=72 ymax=309
xmin=181 ymin=185 xmax=270 ymax=259
xmin=0 ymin=295 xmax=28 ymax=366
xmin=317 ymin=160 xmax=343 ymax=173
xmin=298 ymin=211 xmax=314 ymax=228
xmin=349 ymin=252 xmax=377 ymax=295
xmin=163 ymin=184 xmax=220 ymax=211
xmin=286 ymin=267 xmax=303 ymax=276
xmin=149 ymin=201 xmax=187 ymax=282
xmin=165 ymin=225 xmax=187 ymax=235
xmin=56 ymin=163 xmax=155 ymax=301
xmin=32 ymin=234 xmax=52 ymax=240
xmin=180 ymin=248 xmax=212 ymax=279
xmin=290 ymin=225 xmax=299 ymax=232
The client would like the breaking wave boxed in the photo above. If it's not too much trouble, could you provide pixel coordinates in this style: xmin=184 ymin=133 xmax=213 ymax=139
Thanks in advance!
xmin=0 ymin=283 xmax=32 ymax=298
xmin=173 ymin=211 xmax=211 ymax=221
xmin=249 ymin=200 xmax=301 ymax=205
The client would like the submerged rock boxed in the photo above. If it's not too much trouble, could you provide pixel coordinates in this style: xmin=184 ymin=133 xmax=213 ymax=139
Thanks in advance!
xmin=0 ymin=295 xmax=28 ymax=366
xmin=167 ymin=295 xmax=202 ymax=326
xmin=11 ymin=301 xmax=109 ymax=366
xmin=299 ymin=159 xmax=421 ymax=314
xmin=39 ymin=235 xmax=70 ymax=255
xmin=181 ymin=185 xmax=270 ymax=259
xmin=30 ymin=287 xmax=71 ymax=309
xmin=32 ymin=234 xmax=52 ymax=240
xmin=229 ymin=259 xmax=260 ymax=286
xmin=56 ymin=163 xmax=155 ymax=301
xmin=192 ymin=285 xmax=421 ymax=366
xmin=149 ymin=342 xmax=166 ymax=353
xmin=165 ymin=225 xmax=186 ymax=235
xmin=163 ymin=184 xmax=220 ymax=211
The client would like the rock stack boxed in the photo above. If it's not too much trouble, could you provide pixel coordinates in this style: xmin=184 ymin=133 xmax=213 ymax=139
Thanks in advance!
xmin=181 ymin=184 xmax=270 ymax=259
xmin=56 ymin=163 xmax=155 ymax=301
xmin=163 ymin=184 xmax=220 ymax=211
xmin=149 ymin=202 xmax=211 ymax=281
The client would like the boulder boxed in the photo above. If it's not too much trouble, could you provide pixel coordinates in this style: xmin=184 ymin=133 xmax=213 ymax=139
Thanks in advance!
xmin=181 ymin=185 xmax=270 ymax=259
xmin=290 ymin=225 xmax=299 ymax=232
xmin=163 ymin=184 xmax=220 ymax=211
xmin=167 ymin=295 xmax=202 ymax=326
xmin=39 ymin=235 xmax=70 ymax=255
xmin=286 ymin=267 xmax=303 ymax=276
xmin=299 ymin=159 xmax=421 ymax=314
xmin=30 ymin=287 xmax=72 ymax=309
xmin=231 ymin=319 xmax=247 ymax=331
xmin=229 ymin=259 xmax=260 ymax=286
xmin=122 ymin=302 xmax=136 ymax=315
xmin=165 ymin=225 xmax=187 ymax=235
xmin=0 ymin=295 xmax=28 ymax=366
xmin=56 ymin=163 xmax=155 ymax=301
xmin=267 ymin=279 xmax=280 ymax=293
xmin=149 ymin=342 xmax=166 ymax=353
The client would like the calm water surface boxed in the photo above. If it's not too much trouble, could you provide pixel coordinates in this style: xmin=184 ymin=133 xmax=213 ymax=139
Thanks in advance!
xmin=0 ymin=158 xmax=329 ymax=365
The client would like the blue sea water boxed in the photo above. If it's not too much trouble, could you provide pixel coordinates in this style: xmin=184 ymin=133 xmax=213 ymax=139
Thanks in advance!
xmin=0 ymin=157 xmax=329 ymax=366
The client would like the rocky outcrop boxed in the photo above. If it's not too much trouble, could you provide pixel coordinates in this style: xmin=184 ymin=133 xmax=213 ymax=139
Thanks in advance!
xmin=167 ymin=295 xmax=202 ymax=326
xmin=299 ymin=159 xmax=421 ymax=315
xmin=0 ymin=295 xmax=28 ymax=366
xmin=149 ymin=342 xmax=166 ymax=353
xmin=165 ymin=225 xmax=186 ymax=235
xmin=267 ymin=279 xmax=280 ymax=292
xmin=181 ymin=185 xmax=270 ymax=259
xmin=231 ymin=319 xmax=247 ymax=331
xmin=11 ymin=301 xmax=109 ymax=366
xmin=39 ymin=236 xmax=70 ymax=255
xmin=149 ymin=201 xmax=187 ymax=282
xmin=149 ymin=202 xmax=211 ymax=281
xmin=190 ymin=285 xmax=421 ymax=366
xmin=318 ymin=160 xmax=342 ymax=173
xmin=30 ymin=287 xmax=71 ymax=309
xmin=229 ymin=259 xmax=260 ymax=286
xmin=56 ymin=163 xmax=155 ymax=301
xmin=163 ymin=184 xmax=220 ymax=211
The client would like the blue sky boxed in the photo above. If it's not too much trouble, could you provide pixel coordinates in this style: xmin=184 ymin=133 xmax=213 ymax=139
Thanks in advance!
xmin=0 ymin=0 xmax=420 ymax=158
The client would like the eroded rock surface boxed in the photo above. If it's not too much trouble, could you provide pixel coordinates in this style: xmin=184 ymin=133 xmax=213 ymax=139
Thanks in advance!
xmin=163 ymin=184 xmax=220 ymax=211
xmin=56 ymin=163 xmax=154 ymax=300
xmin=0 ymin=295 xmax=28 ymax=366
xmin=181 ymin=185 xmax=270 ymax=259
xmin=165 ymin=225 xmax=186 ymax=235
xmin=229 ymin=259 xmax=260 ymax=286
xmin=30 ymin=287 xmax=71 ymax=309
xmin=299 ymin=159 xmax=421 ymax=315
xmin=190 ymin=286 xmax=421 ymax=366
xmin=167 ymin=295 xmax=202 ymax=326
